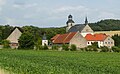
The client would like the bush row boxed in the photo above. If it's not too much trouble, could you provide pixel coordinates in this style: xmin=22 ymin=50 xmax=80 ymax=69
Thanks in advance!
xmin=81 ymin=46 xmax=120 ymax=52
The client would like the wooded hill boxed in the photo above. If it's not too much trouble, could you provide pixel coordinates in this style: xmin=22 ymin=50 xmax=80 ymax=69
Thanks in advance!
xmin=89 ymin=19 xmax=120 ymax=31
xmin=0 ymin=19 xmax=120 ymax=41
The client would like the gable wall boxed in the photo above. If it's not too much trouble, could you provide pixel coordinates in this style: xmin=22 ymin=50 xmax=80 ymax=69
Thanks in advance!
xmin=103 ymin=37 xmax=114 ymax=48
xmin=70 ymin=32 xmax=87 ymax=48
xmin=7 ymin=28 xmax=22 ymax=43
xmin=81 ymin=25 xmax=94 ymax=37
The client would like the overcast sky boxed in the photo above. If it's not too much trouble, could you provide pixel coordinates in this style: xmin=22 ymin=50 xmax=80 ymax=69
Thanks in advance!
xmin=0 ymin=0 xmax=120 ymax=27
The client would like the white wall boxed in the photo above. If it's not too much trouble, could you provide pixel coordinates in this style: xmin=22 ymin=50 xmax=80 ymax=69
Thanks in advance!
xmin=87 ymin=41 xmax=104 ymax=48
xmin=42 ymin=40 xmax=48 ymax=46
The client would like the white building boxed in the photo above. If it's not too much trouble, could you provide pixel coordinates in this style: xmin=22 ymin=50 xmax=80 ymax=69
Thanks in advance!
xmin=42 ymin=34 xmax=48 ymax=46
xmin=85 ymin=34 xmax=114 ymax=48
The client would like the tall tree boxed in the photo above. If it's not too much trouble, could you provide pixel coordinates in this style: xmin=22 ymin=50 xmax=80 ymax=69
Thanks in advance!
xmin=112 ymin=34 xmax=120 ymax=47
xmin=18 ymin=32 xmax=34 ymax=49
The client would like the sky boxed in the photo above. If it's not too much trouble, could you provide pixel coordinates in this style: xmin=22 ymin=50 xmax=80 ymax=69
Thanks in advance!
xmin=0 ymin=0 xmax=120 ymax=27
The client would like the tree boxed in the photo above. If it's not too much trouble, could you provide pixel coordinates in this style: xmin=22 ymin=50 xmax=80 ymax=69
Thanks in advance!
xmin=18 ymin=32 xmax=34 ymax=49
xmin=34 ymin=37 xmax=42 ymax=50
xmin=1 ymin=40 xmax=10 ymax=48
xmin=112 ymin=34 xmax=120 ymax=47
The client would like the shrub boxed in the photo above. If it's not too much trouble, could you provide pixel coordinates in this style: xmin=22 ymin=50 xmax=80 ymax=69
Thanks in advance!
xmin=70 ymin=44 xmax=77 ymax=51
xmin=52 ymin=45 xmax=59 ymax=50
xmin=93 ymin=48 xmax=98 ymax=51
xmin=91 ymin=42 xmax=98 ymax=48
xmin=84 ymin=47 xmax=91 ymax=51
xmin=112 ymin=46 xmax=120 ymax=52
xmin=43 ymin=44 xmax=48 ymax=50
xmin=100 ymin=46 xmax=110 ymax=52
xmin=80 ymin=48 xmax=84 ymax=51
xmin=1 ymin=40 xmax=10 ymax=48
xmin=62 ymin=44 xmax=69 ymax=51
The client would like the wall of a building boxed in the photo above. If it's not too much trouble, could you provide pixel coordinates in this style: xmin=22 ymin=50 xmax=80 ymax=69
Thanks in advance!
xmin=42 ymin=40 xmax=48 ymax=46
xmin=7 ymin=28 xmax=22 ymax=44
xmin=70 ymin=32 xmax=87 ymax=48
xmin=103 ymin=37 xmax=114 ymax=48
xmin=81 ymin=25 xmax=94 ymax=37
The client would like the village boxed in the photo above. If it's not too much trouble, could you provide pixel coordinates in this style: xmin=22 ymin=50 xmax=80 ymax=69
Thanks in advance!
xmin=0 ymin=0 xmax=120 ymax=73
xmin=0 ymin=15 xmax=120 ymax=52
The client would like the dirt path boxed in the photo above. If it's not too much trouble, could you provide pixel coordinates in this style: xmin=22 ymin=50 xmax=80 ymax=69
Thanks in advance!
xmin=0 ymin=68 xmax=10 ymax=74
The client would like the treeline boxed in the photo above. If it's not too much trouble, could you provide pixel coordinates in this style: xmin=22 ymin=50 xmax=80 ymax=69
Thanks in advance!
xmin=0 ymin=25 xmax=66 ymax=42
xmin=0 ymin=19 xmax=120 ymax=42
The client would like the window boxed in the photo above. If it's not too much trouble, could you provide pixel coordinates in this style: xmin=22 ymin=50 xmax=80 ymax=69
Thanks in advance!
xmin=108 ymin=38 xmax=110 ymax=40
xmin=111 ymin=42 xmax=113 ymax=44
xmin=105 ymin=42 xmax=107 ymax=44
xmin=108 ymin=42 xmax=110 ymax=44
xmin=88 ymin=42 xmax=90 ymax=44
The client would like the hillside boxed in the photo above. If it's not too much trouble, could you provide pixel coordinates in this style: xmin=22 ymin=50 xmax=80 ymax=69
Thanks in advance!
xmin=89 ymin=19 xmax=120 ymax=31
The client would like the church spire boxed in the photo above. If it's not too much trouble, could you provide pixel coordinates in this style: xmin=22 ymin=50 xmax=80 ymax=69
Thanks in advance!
xmin=85 ymin=17 xmax=88 ymax=25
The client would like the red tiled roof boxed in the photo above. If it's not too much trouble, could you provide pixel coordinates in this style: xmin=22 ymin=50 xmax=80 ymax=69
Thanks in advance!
xmin=85 ymin=33 xmax=107 ymax=41
xmin=51 ymin=34 xmax=60 ymax=40
xmin=51 ymin=32 xmax=77 ymax=44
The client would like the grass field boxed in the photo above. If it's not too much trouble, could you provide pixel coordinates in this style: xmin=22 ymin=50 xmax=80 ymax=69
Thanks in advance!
xmin=0 ymin=49 xmax=120 ymax=74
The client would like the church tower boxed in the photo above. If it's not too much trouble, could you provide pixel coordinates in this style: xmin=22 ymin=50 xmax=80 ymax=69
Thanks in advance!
xmin=42 ymin=33 xmax=48 ymax=46
xmin=66 ymin=14 xmax=75 ymax=32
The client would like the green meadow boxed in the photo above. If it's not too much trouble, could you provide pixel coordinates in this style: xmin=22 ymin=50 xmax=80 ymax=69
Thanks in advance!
xmin=0 ymin=49 xmax=120 ymax=74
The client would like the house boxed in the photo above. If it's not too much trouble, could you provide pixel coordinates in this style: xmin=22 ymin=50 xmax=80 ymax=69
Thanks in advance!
xmin=85 ymin=34 xmax=114 ymax=48
xmin=6 ymin=27 xmax=23 ymax=49
xmin=51 ymin=31 xmax=87 ymax=48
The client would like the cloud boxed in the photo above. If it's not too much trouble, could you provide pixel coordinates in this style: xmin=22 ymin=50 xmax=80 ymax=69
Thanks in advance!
xmin=5 ymin=17 xmax=16 ymax=25
xmin=0 ymin=0 xmax=6 ymax=14
xmin=13 ymin=3 xmax=37 ymax=9
xmin=98 ymin=11 xmax=115 ymax=19
xmin=0 ymin=0 xmax=6 ymax=6
xmin=53 ymin=5 xmax=89 ymax=13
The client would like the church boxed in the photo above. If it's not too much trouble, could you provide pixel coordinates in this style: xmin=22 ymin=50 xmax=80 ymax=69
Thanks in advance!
xmin=51 ymin=15 xmax=114 ymax=48
xmin=66 ymin=15 xmax=94 ymax=37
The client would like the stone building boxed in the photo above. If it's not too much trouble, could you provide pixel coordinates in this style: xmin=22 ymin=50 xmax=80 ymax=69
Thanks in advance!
xmin=51 ymin=32 xmax=87 ymax=48
xmin=6 ymin=27 xmax=23 ymax=49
